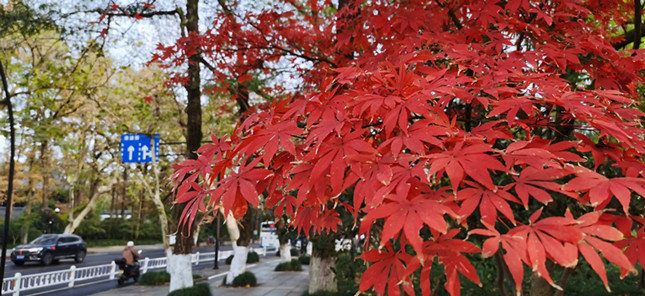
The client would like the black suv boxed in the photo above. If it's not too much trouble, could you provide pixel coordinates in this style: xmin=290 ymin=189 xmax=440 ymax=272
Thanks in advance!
xmin=11 ymin=234 xmax=87 ymax=266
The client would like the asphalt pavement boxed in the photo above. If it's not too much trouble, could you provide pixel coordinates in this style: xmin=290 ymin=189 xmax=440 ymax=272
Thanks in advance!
xmin=3 ymin=245 xmax=219 ymax=277
xmin=2 ymin=244 xmax=241 ymax=296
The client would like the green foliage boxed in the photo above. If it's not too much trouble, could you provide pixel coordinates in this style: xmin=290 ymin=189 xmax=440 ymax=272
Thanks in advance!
xmin=0 ymin=1 xmax=56 ymax=36
xmin=561 ymin=262 xmax=642 ymax=296
xmin=225 ymin=251 xmax=259 ymax=264
xmin=275 ymin=259 xmax=302 ymax=271
xmin=290 ymin=248 xmax=300 ymax=257
xmin=138 ymin=271 xmax=170 ymax=285
xmin=299 ymin=255 xmax=311 ymax=265
xmin=73 ymin=211 xmax=106 ymax=238
xmin=231 ymin=272 xmax=257 ymax=287
xmin=76 ymin=216 xmax=161 ymax=241
xmin=333 ymin=252 xmax=366 ymax=296
xmin=167 ymin=282 xmax=212 ymax=296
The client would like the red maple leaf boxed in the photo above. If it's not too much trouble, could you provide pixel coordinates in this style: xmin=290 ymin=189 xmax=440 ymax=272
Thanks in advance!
xmin=360 ymin=244 xmax=415 ymax=296
xmin=457 ymin=181 xmax=519 ymax=226
xmin=427 ymin=141 xmax=505 ymax=191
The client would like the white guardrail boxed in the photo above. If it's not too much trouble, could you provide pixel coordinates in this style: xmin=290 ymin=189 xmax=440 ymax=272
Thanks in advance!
xmin=2 ymin=246 xmax=269 ymax=296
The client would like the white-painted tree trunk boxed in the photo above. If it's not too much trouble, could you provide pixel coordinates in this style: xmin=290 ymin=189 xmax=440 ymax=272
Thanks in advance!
xmin=309 ymin=254 xmax=337 ymax=294
xmin=222 ymin=209 xmax=245 ymax=284
xmin=223 ymin=210 xmax=240 ymax=241
xmin=166 ymin=249 xmax=194 ymax=292
xmin=226 ymin=245 xmax=249 ymax=284
xmin=280 ymin=242 xmax=292 ymax=262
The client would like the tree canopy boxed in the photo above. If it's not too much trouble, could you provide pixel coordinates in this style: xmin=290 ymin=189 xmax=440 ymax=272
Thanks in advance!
xmin=127 ymin=0 xmax=645 ymax=295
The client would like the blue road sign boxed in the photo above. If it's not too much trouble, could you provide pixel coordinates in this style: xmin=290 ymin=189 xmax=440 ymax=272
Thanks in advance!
xmin=120 ymin=134 xmax=160 ymax=163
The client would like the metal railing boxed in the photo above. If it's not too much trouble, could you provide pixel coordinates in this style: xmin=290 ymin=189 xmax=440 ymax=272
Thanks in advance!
xmin=2 ymin=246 xmax=268 ymax=296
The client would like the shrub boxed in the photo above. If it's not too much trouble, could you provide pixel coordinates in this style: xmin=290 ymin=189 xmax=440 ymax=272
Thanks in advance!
xmin=275 ymin=259 xmax=302 ymax=271
xmin=226 ymin=251 xmax=259 ymax=264
xmin=231 ymin=272 xmax=257 ymax=287
xmin=167 ymin=282 xmax=212 ymax=296
xmin=139 ymin=271 xmax=170 ymax=285
xmin=290 ymin=248 xmax=300 ymax=256
xmin=298 ymin=255 xmax=311 ymax=265
xmin=302 ymin=292 xmax=338 ymax=296
xmin=247 ymin=251 xmax=260 ymax=263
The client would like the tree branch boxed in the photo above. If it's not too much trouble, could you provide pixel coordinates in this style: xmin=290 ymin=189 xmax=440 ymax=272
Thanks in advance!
xmin=495 ymin=251 xmax=510 ymax=296
xmin=612 ymin=23 xmax=644 ymax=49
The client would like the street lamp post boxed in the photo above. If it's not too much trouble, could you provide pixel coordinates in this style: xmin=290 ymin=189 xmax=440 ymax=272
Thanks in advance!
xmin=48 ymin=208 xmax=60 ymax=234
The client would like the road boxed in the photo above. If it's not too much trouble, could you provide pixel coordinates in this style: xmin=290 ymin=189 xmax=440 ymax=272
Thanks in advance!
xmin=2 ymin=245 xmax=241 ymax=296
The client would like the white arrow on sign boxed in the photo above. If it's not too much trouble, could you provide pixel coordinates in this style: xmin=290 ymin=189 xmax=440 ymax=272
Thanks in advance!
xmin=141 ymin=145 xmax=152 ymax=160
xmin=127 ymin=146 xmax=135 ymax=160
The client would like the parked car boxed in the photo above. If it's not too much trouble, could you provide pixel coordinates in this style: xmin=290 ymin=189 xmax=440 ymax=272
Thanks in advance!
xmin=11 ymin=234 xmax=87 ymax=266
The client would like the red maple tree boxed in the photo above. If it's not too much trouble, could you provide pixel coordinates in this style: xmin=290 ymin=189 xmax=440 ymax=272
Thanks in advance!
xmin=165 ymin=0 xmax=645 ymax=295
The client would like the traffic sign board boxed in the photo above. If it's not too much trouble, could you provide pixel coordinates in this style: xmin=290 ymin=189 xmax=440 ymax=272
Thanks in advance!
xmin=120 ymin=134 xmax=160 ymax=163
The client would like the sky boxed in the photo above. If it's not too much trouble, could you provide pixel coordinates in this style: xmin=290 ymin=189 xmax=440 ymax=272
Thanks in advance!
xmin=0 ymin=0 xmax=309 ymax=156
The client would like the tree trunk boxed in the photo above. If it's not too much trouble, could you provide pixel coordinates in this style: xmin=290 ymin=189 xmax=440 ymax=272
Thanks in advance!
xmin=529 ymin=272 xmax=553 ymax=296
xmin=20 ymin=199 xmax=31 ymax=244
xmin=63 ymin=178 xmax=100 ymax=234
xmin=110 ymin=183 xmax=115 ymax=219
xmin=135 ymin=190 xmax=144 ymax=240
xmin=222 ymin=210 xmax=242 ymax=284
xmin=226 ymin=244 xmax=249 ymax=284
xmin=166 ymin=249 xmax=194 ymax=291
xmin=21 ymin=152 xmax=36 ymax=244
xmin=168 ymin=0 xmax=202 ymax=292
xmin=134 ymin=159 xmax=169 ymax=249
xmin=120 ymin=167 xmax=127 ymax=219
xmin=309 ymin=238 xmax=337 ymax=294
xmin=280 ymin=242 xmax=292 ymax=262
xmin=40 ymin=140 xmax=50 ymax=208
xmin=275 ymin=217 xmax=291 ymax=261
xmin=225 ymin=207 xmax=255 ymax=284
xmin=309 ymin=255 xmax=337 ymax=293
xmin=68 ymin=185 xmax=76 ymax=224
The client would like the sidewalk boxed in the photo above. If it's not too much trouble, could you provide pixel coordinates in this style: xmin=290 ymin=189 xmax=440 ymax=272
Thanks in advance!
xmin=91 ymin=258 xmax=309 ymax=296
